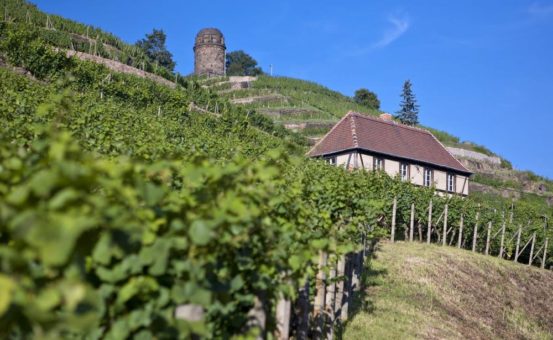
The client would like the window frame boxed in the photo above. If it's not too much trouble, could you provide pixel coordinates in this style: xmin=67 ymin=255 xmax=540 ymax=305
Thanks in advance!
xmin=373 ymin=157 xmax=384 ymax=171
xmin=400 ymin=163 xmax=410 ymax=181
xmin=447 ymin=173 xmax=456 ymax=192
xmin=327 ymin=156 xmax=337 ymax=165
xmin=423 ymin=168 xmax=433 ymax=187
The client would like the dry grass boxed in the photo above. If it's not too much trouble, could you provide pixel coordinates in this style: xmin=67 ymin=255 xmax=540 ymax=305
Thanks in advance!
xmin=343 ymin=241 xmax=553 ymax=340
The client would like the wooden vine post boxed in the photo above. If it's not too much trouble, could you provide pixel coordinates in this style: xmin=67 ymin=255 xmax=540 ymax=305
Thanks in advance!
xmin=340 ymin=254 xmax=352 ymax=322
xmin=325 ymin=261 xmax=336 ymax=340
xmin=276 ymin=292 xmax=291 ymax=340
xmin=472 ymin=211 xmax=480 ymax=252
xmin=514 ymin=225 xmax=522 ymax=263
xmin=296 ymin=280 xmax=310 ymax=340
xmin=409 ymin=203 xmax=415 ymax=242
xmin=334 ymin=256 xmax=346 ymax=323
xmin=499 ymin=219 xmax=506 ymax=259
xmin=442 ymin=204 xmax=448 ymax=246
xmin=528 ymin=233 xmax=536 ymax=266
xmin=391 ymin=197 xmax=397 ymax=243
xmin=457 ymin=214 xmax=464 ymax=249
xmin=427 ymin=200 xmax=433 ymax=244
xmin=485 ymin=222 xmax=492 ymax=255
xmin=314 ymin=251 xmax=327 ymax=337
xmin=542 ymin=238 xmax=549 ymax=269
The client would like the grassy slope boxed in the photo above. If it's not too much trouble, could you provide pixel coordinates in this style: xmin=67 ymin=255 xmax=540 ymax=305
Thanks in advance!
xmin=344 ymin=242 xmax=553 ymax=339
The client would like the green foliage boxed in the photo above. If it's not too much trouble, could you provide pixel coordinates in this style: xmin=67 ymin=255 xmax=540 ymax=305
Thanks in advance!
xmin=353 ymin=88 xmax=380 ymax=110
xmin=226 ymin=50 xmax=263 ymax=76
xmin=396 ymin=80 xmax=419 ymax=126
xmin=136 ymin=29 xmax=175 ymax=71
xmin=425 ymin=127 xmax=460 ymax=145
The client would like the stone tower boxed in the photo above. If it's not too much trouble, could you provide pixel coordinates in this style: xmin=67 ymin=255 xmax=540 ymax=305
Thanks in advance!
xmin=194 ymin=28 xmax=226 ymax=77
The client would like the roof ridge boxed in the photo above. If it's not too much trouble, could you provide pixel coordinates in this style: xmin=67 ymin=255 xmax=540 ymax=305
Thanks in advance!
xmin=351 ymin=112 xmax=432 ymax=135
xmin=306 ymin=111 xmax=354 ymax=156
xmin=350 ymin=113 xmax=359 ymax=148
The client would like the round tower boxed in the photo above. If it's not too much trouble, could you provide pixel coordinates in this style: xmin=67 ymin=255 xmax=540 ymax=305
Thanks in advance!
xmin=193 ymin=28 xmax=226 ymax=77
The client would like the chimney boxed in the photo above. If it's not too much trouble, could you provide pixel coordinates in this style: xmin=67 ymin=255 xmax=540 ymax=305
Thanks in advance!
xmin=379 ymin=113 xmax=393 ymax=121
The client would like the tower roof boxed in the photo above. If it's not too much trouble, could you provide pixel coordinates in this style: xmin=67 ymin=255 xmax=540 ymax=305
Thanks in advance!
xmin=196 ymin=28 xmax=223 ymax=38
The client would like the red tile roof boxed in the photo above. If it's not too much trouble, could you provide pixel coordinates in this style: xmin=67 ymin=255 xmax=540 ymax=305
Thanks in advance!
xmin=308 ymin=112 xmax=471 ymax=174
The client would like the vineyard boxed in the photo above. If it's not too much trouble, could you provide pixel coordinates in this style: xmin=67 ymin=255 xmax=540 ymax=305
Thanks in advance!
xmin=1 ymin=4 xmax=553 ymax=339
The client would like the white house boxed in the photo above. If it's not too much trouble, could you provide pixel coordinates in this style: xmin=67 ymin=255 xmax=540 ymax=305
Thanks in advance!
xmin=308 ymin=112 xmax=472 ymax=196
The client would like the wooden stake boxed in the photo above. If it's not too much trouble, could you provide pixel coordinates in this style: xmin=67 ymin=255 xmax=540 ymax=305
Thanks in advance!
xmin=276 ymin=293 xmax=291 ymax=340
xmin=296 ymin=280 xmax=310 ymax=340
xmin=442 ymin=204 xmax=448 ymax=246
xmin=335 ymin=256 xmax=346 ymax=323
xmin=499 ymin=220 xmax=506 ymax=259
xmin=528 ymin=233 xmax=536 ymax=266
xmin=485 ymin=222 xmax=492 ymax=255
xmin=391 ymin=197 xmax=397 ymax=243
xmin=409 ymin=203 xmax=415 ymax=242
xmin=472 ymin=211 xmax=480 ymax=252
xmin=427 ymin=200 xmax=433 ymax=244
xmin=514 ymin=225 xmax=522 ymax=263
xmin=325 ymin=261 xmax=336 ymax=340
xmin=542 ymin=238 xmax=548 ymax=269
xmin=247 ymin=295 xmax=266 ymax=339
xmin=458 ymin=214 xmax=464 ymax=249
xmin=314 ymin=251 xmax=327 ymax=337
xmin=341 ymin=254 xmax=352 ymax=322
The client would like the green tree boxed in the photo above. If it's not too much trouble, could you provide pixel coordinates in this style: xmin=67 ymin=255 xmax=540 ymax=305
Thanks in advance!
xmin=225 ymin=50 xmax=263 ymax=76
xmin=353 ymin=88 xmax=380 ymax=110
xmin=395 ymin=80 xmax=419 ymax=126
xmin=136 ymin=29 xmax=175 ymax=71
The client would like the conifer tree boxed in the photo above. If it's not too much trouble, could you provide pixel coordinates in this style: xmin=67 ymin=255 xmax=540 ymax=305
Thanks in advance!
xmin=395 ymin=80 xmax=419 ymax=126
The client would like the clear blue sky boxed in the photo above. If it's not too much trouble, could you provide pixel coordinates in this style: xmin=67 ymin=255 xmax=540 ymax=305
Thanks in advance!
xmin=32 ymin=0 xmax=553 ymax=179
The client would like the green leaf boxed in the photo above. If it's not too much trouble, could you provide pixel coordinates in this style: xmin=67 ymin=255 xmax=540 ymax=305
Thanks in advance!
xmin=0 ymin=275 xmax=15 ymax=316
xmin=188 ymin=220 xmax=212 ymax=246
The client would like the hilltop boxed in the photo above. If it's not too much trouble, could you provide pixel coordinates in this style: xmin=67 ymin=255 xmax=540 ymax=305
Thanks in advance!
xmin=344 ymin=242 xmax=553 ymax=339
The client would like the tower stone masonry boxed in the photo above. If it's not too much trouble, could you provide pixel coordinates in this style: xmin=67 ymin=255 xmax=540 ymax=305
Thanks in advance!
xmin=193 ymin=28 xmax=226 ymax=77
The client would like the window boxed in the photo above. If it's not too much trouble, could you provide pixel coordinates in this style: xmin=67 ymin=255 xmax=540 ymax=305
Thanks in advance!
xmin=327 ymin=156 xmax=337 ymax=165
xmin=447 ymin=173 xmax=456 ymax=192
xmin=424 ymin=168 xmax=433 ymax=187
xmin=400 ymin=163 xmax=409 ymax=181
xmin=373 ymin=157 xmax=384 ymax=171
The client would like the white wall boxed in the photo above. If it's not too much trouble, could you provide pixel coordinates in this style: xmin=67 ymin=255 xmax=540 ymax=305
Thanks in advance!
xmin=325 ymin=151 xmax=470 ymax=196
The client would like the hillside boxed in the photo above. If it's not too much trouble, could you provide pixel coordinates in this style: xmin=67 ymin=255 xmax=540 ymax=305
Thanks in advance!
xmin=1 ymin=2 xmax=553 ymax=339
xmin=344 ymin=242 xmax=553 ymax=339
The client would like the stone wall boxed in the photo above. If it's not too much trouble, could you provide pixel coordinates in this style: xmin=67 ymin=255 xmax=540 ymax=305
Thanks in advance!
xmin=446 ymin=147 xmax=501 ymax=165
xmin=194 ymin=44 xmax=225 ymax=76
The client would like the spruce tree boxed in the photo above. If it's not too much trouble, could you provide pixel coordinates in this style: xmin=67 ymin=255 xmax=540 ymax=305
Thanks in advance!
xmin=395 ymin=80 xmax=419 ymax=126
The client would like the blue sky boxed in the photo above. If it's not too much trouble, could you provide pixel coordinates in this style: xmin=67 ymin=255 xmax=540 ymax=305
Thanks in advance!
xmin=33 ymin=0 xmax=553 ymax=179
